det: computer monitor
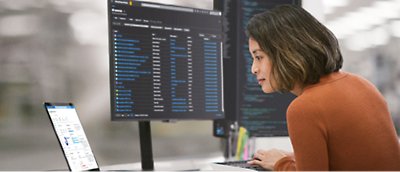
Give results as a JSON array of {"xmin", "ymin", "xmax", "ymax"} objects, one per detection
[
  {"xmin": 108, "ymin": 0, "xmax": 224, "ymax": 170},
  {"xmin": 213, "ymin": 0, "xmax": 300, "ymax": 138},
  {"xmin": 109, "ymin": 0, "xmax": 224, "ymax": 120}
]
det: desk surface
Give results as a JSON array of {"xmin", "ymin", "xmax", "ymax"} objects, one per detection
[{"xmin": 101, "ymin": 154, "xmax": 254, "ymax": 171}]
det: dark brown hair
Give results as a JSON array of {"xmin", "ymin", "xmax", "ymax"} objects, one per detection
[{"xmin": 246, "ymin": 5, "xmax": 343, "ymax": 92}]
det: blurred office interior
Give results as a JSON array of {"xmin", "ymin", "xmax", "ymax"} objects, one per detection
[{"xmin": 0, "ymin": 0, "xmax": 399, "ymax": 170}]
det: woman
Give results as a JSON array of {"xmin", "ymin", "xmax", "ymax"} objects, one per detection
[{"xmin": 246, "ymin": 5, "xmax": 400, "ymax": 171}]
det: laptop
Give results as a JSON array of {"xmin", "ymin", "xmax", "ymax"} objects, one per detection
[{"xmin": 44, "ymin": 102, "xmax": 100, "ymax": 171}]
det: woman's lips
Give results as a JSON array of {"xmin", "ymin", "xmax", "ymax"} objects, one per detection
[{"xmin": 258, "ymin": 79, "xmax": 265, "ymax": 85}]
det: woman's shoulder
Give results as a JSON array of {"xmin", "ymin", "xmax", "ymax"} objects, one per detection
[
  {"xmin": 303, "ymin": 71, "xmax": 374, "ymax": 95},
  {"xmin": 339, "ymin": 71, "xmax": 380, "ymax": 92},
  {"xmin": 338, "ymin": 71, "xmax": 372, "ymax": 85},
  {"xmin": 286, "ymin": 94, "xmax": 321, "ymax": 119}
]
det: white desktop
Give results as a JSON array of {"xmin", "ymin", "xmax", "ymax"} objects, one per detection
[
  {"xmin": 101, "ymin": 137, "xmax": 292, "ymax": 171},
  {"xmin": 101, "ymin": 154, "xmax": 254, "ymax": 171}
]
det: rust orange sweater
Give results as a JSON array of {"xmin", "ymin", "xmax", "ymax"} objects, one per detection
[{"xmin": 275, "ymin": 71, "xmax": 400, "ymax": 171}]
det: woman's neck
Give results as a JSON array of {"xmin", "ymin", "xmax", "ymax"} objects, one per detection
[{"xmin": 290, "ymin": 83, "xmax": 304, "ymax": 96}]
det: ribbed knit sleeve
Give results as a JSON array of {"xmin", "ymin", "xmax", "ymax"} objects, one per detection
[{"xmin": 274, "ymin": 155, "xmax": 296, "ymax": 171}]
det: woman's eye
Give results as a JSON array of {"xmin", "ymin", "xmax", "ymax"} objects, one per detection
[{"xmin": 255, "ymin": 56, "xmax": 262, "ymax": 60}]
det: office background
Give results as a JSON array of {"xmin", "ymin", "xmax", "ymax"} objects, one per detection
[{"xmin": 0, "ymin": 0, "xmax": 399, "ymax": 170}]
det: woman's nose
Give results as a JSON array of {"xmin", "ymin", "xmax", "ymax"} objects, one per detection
[{"xmin": 251, "ymin": 63, "xmax": 258, "ymax": 75}]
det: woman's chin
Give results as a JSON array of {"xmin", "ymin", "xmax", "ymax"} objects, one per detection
[{"xmin": 261, "ymin": 86, "xmax": 274, "ymax": 94}]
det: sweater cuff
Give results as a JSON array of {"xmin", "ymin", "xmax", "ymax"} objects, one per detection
[{"xmin": 274, "ymin": 155, "xmax": 296, "ymax": 171}]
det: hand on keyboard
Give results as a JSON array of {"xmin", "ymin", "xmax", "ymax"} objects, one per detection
[{"xmin": 215, "ymin": 160, "xmax": 271, "ymax": 171}]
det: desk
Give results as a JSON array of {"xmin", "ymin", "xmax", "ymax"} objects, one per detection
[
  {"xmin": 101, "ymin": 154, "xmax": 253, "ymax": 171},
  {"xmin": 101, "ymin": 137, "xmax": 293, "ymax": 171}
]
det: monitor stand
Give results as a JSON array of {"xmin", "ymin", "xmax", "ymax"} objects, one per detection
[
  {"xmin": 225, "ymin": 122, "xmax": 238, "ymax": 160},
  {"xmin": 139, "ymin": 121, "xmax": 154, "ymax": 170}
]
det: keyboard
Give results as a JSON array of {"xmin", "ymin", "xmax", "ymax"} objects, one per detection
[{"xmin": 215, "ymin": 160, "xmax": 270, "ymax": 171}]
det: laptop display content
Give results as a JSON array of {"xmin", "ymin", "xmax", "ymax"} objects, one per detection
[{"xmin": 44, "ymin": 102, "xmax": 99, "ymax": 171}]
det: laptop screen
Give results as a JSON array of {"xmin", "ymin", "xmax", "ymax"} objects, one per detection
[{"xmin": 45, "ymin": 103, "xmax": 99, "ymax": 171}]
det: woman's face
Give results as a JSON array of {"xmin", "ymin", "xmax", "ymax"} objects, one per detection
[{"xmin": 248, "ymin": 38, "xmax": 274, "ymax": 93}]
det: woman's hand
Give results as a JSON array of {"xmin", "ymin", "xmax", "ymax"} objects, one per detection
[{"xmin": 247, "ymin": 149, "xmax": 291, "ymax": 170}]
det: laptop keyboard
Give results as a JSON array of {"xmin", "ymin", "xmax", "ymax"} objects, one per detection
[{"xmin": 215, "ymin": 160, "xmax": 270, "ymax": 171}]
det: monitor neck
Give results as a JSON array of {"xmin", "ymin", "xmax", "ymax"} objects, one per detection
[{"xmin": 139, "ymin": 121, "xmax": 154, "ymax": 170}]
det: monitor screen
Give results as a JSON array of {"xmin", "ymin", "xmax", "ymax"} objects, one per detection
[
  {"xmin": 215, "ymin": 0, "xmax": 300, "ymax": 137},
  {"xmin": 108, "ymin": 0, "xmax": 224, "ymax": 120}
]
